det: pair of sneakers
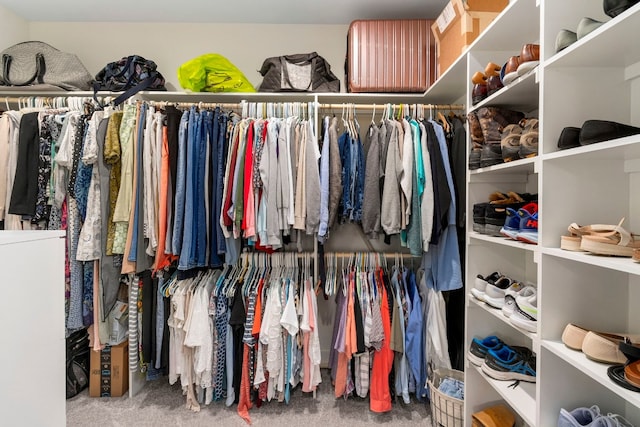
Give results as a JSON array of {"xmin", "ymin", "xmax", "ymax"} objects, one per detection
[
  {"xmin": 468, "ymin": 335, "xmax": 537, "ymax": 383},
  {"xmin": 504, "ymin": 285, "xmax": 538, "ymax": 333},
  {"xmin": 500, "ymin": 201, "xmax": 538, "ymax": 244},
  {"xmin": 558, "ymin": 405, "xmax": 634, "ymax": 427}
]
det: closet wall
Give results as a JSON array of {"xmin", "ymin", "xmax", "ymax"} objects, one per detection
[
  {"xmin": 0, "ymin": 6, "xmax": 28, "ymax": 47},
  {"xmin": 27, "ymin": 22, "xmax": 349, "ymax": 90}
]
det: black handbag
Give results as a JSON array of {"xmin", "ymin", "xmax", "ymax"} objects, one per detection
[
  {"xmin": 258, "ymin": 52, "xmax": 340, "ymax": 93},
  {"xmin": 92, "ymin": 55, "xmax": 166, "ymax": 106},
  {"xmin": 66, "ymin": 328, "xmax": 90, "ymax": 399}
]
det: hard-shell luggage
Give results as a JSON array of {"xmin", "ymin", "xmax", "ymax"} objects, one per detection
[{"xmin": 346, "ymin": 19, "xmax": 436, "ymax": 93}]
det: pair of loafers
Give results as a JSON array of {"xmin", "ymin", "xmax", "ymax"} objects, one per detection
[
  {"xmin": 557, "ymin": 120, "xmax": 640, "ymax": 149},
  {"xmin": 471, "ymin": 62, "xmax": 504, "ymax": 105},
  {"xmin": 502, "ymin": 44, "xmax": 540, "ymax": 86},
  {"xmin": 555, "ymin": 17, "xmax": 607, "ymax": 53}
]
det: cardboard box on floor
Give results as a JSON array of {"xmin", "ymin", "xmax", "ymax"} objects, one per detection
[
  {"xmin": 89, "ymin": 341, "xmax": 129, "ymax": 397},
  {"xmin": 432, "ymin": 0, "xmax": 508, "ymax": 77}
]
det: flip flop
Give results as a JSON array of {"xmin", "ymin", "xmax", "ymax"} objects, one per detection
[{"xmin": 625, "ymin": 360, "xmax": 640, "ymax": 388}]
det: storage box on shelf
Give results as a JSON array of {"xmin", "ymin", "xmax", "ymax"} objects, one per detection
[{"xmin": 431, "ymin": 0, "xmax": 509, "ymax": 78}]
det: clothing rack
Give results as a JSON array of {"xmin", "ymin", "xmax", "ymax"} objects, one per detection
[{"xmin": 317, "ymin": 103, "xmax": 465, "ymax": 111}]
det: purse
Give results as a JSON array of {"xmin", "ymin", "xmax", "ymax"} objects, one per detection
[
  {"xmin": 92, "ymin": 55, "xmax": 166, "ymax": 106},
  {"xmin": 258, "ymin": 52, "xmax": 340, "ymax": 92},
  {"xmin": 0, "ymin": 41, "xmax": 92, "ymax": 91}
]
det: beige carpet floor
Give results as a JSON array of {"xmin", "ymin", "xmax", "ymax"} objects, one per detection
[{"xmin": 67, "ymin": 370, "xmax": 435, "ymax": 427}]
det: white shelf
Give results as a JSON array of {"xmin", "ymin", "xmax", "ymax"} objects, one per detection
[
  {"xmin": 543, "ymin": 340, "xmax": 640, "ymax": 409},
  {"xmin": 543, "ymin": 134, "xmax": 640, "ymax": 162},
  {"xmin": 468, "ymin": 295, "xmax": 539, "ymax": 343},
  {"xmin": 469, "ymin": 67, "xmax": 539, "ymax": 113},
  {"xmin": 544, "ymin": 3, "xmax": 640, "ymax": 69},
  {"xmin": 425, "ymin": 54, "xmax": 467, "ymax": 104},
  {"xmin": 472, "ymin": 364, "xmax": 537, "ymax": 427},
  {"xmin": 470, "ymin": 0, "xmax": 540, "ymax": 52},
  {"xmin": 541, "ymin": 247, "xmax": 640, "ymax": 276},
  {"xmin": 469, "ymin": 232, "xmax": 537, "ymax": 252},
  {"xmin": 469, "ymin": 157, "xmax": 538, "ymax": 178}
]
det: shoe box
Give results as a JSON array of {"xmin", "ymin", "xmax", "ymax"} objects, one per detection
[
  {"xmin": 89, "ymin": 341, "xmax": 129, "ymax": 397},
  {"xmin": 431, "ymin": 0, "xmax": 508, "ymax": 77}
]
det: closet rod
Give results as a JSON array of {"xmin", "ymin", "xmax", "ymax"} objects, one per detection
[
  {"xmin": 326, "ymin": 252, "xmax": 419, "ymax": 258},
  {"xmin": 317, "ymin": 103, "xmax": 465, "ymax": 111}
]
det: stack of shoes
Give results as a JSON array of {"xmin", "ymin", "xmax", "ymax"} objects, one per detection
[
  {"xmin": 557, "ymin": 119, "xmax": 640, "ymax": 150},
  {"xmin": 558, "ymin": 405, "xmax": 635, "ymax": 427},
  {"xmin": 560, "ymin": 218, "xmax": 640, "ymax": 257},
  {"xmin": 500, "ymin": 201, "xmax": 539, "ymax": 244},
  {"xmin": 477, "ymin": 107, "xmax": 525, "ymax": 168}
]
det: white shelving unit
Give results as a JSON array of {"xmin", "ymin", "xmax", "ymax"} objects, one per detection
[{"xmin": 438, "ymin": 0, "xmax": 640, "ymax": 424}]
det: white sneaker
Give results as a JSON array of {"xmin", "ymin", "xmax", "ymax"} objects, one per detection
[
  {"xmin": 510, "ymin": 292, "xmax": 538, "ymax": 333},
  {"xmin": 484, "ymin": 277, "xmax": 522, "ymax": 309},
  {"xmin": 471, "ymin": 271, "xmax": 501, "ymax": 302},
  {"xmin": 502, "ymin": 285, "xmax": 537, "ymax": 318}
]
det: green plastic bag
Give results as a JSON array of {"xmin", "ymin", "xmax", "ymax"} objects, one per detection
[{"xmin": 177, "ymin": 53, "xmax": 256, "ymax": 93}]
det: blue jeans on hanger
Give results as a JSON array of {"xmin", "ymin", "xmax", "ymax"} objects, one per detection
[
  {"xmin": 191, "ymin": 109, "xmax": 207, "ymax": 268},
  {"xmin": 338, "ymin": 132, "xmax": 352, "ymax": 221},
  {"xmin": 179, "ymin": 106, "xmax": 199, "ymax": 270},
  {"xmin": 215, "ymin": 110, "xmax": 228, "ymax": 257},
  {"xmin": 207, "ymin": 109, "xmax": 223, "ymax": 268},
  {"xmin": 172, "ymin": 109, "xmax": 190, "ymax": 256}
]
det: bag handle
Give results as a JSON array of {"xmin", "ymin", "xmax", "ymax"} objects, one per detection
[
  {"xmin": 2, "ymin": 53, "xmax": 46, "ymax": 86},
  {"xmin": 280, "ymin": 56, "xmax": 316, "ymax": 91},
  {"xmin": 112, "ymin": 71, "xmax": 161, "ymax": 106}
]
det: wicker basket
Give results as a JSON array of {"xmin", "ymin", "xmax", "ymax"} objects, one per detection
[{"xmin": 428, "ymin": 368, "xmax": 464, "ymax": 427}]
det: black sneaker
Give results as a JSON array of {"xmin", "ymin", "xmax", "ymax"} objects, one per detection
[
  {"xmin": 473, "ymin": 203, "xmax": 490, "ymax": 234},
  {"xmin": 485, "ymin": 203, "xmax": 525, "ymax": 236},
  {"xmin": 480, "ymin": 142, "xmax": 504, "ymax": 168},
  {"xmin": 468, "ymin": 335, "xmax": 505, "ymax": 366},
  {"xmin": 481, "ymin": 345, "xmax": 536, "ymax": 383}
]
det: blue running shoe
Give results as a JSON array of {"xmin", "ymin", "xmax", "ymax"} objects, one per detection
[
  {"xmin": 468, "ymin": 335, "xmax": 504, "ymax": 366},
  {"xmin": 481, "ymin": 345, "xmax": 536, "ymax": 382},
  {"xmin": 500, "ymin": 207, "xmax": 521, "ymax": 240}
]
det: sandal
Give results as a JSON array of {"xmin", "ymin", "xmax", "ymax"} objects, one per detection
[
  {"xmin": 579, "ymin": 218, "xmax": 640, "ymax": 257},
  {"xmin": 625, "ymin": 359, "xmax": 640, "ymax": 387},
  {"xmin": 561, "ymin": 222, "xmax": 629, "ymax": 252},
  {"xmin": 633, "ymin": 248, "xmax": 640, "ymax": 262}
]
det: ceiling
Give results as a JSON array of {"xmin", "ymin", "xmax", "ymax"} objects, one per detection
[{"xmin": 0, "ymin": 0, "xmax": 449, "ymax": 24}]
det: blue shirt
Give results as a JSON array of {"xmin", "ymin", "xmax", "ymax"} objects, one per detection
[{"xmin": 318, "ymin": 117, "xmax": 330, "ymax": 241}]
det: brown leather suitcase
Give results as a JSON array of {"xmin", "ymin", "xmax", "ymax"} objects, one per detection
[{"xmin": 346, "ymin": 19, "xmax": 436, "ymax": 93}]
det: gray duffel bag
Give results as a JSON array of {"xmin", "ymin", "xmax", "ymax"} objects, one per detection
[{"xmin": 0, "ymin": 41, "xmax": 92, "ymax": 91}]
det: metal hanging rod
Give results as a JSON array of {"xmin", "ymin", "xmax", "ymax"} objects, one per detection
[
  {"xmin": 326, "ymin": 251, "xmax": 419, "ymax": 258},
  {"xmin": 318, "ymin": 103, "xmax": 465, "ymax": 111}
]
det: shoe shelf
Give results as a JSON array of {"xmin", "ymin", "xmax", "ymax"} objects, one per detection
[
  {"xmin": 469, "ymin": 157, "xmax": 538, "ymax": 177},
  {"xmin": 544, "ymin": 3, "xmax": 640, "ymax": 69},
  {"xmin": 468, "ymin": 296, "xmax": 539, "ymax": 344},
  {"xmin": 469, "ymin": 0, "xmax": 540, "ymax": 53},
  {"xmin": 543, "ymin": 134, "xmax": 640, "ymax": 162},
  {"xmin": 469, "ymin": 231, "xmax": 537, "ymax": 252},
  {"xmin": 470, "ymin": 364, "xmax": 537, "ymax": 427},
  {"xmin": 543, "ymin": 340, "xmax": 640, "ymax": 409},
  {"xmin": 541, "ymin": 248, "xmax": 640, "ymax": 276},
  {"xmin": 469, "ymin": 67, "xmax": 539, "ymax": 114}
]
